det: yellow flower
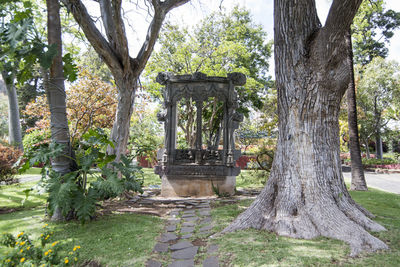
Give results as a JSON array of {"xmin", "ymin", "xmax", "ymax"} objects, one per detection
[
  {"xmin": 6, "ymin": 259, "xmax": 11, "ymax": 262},
  {"xmin": 74, "ymin": 257, "xmax": 78, "ymax": 261},
  {"xmin": 17, "ymin": 232, "xmax": 24, "ymax": 238},
  {"xmin": 65, "ymin": 258, "xmax": 69, "ymax": 264},
  {"xmin": 45, "ymin": 234, "xmax": 50, "ymax": 240},
  {"xmin": 48, "ymin": 249, "xmax": 52, "ymax": 253},
  {"xmin": 20, "ymin": 249, "xmax": 23, "ymax": 253},
  {"xmin": 44, "ymin": 251, "xmax": 49, "ymax": 256},
  {"xmin": 73, "ymin": 245, "xmax": 81, "ymax": 251},
  {"xmin": 20, "ymin": 241, "xmax": 26, "ymax": 246},
  {"xmin": 43, "ymin": 224, "xmax": 48, "ymax": 228},
  {"xmin": 20, "ymin": 257, "xmax": 25, "ymax": 263},
  {"xmin": 27, "ymin": 246, "xmax": 31, "ymax": 250},
  {"xmin": 52, "ymin": 241, "xmax": 58, "ymax": 246},
  {"xmin": 15, "ymin": 241, "xmax": 19, "ymax": 245},
  {"xmin": 40, "ymin": 234, "xmax": 44, "ymax": 237}
]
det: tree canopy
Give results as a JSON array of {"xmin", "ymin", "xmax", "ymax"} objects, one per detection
[{"xmin": 145, "ymin": 6, "xmax": 273, "ymax": 148}]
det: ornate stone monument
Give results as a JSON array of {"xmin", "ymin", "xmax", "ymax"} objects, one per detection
[{"xmin": 155, "ymin": 72, "xmax": 245, "ymax": 197}]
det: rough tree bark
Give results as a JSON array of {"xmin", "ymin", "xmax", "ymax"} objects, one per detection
[
  {"xmin": 62, "ymin": 0, "xmax": 190, "ymax": 161},
  {"xmin": 223, "ymin": 0, "xmax": 387, "ymax": 256},
  {"xmin": 345, "ymin": 31, "xmax": 367, "ymax": 191},
  {"xmin": 1, "ymin": 71, "xmax": 23, "ymax": 150},
  {"xmin": 47, "ymin": 0, "xmax": 74, "ymax": 223}
]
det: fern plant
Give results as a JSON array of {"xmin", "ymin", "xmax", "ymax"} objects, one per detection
[{"xmin": 19, "ymin": 128, "xmax": 144, "ymax": 223}]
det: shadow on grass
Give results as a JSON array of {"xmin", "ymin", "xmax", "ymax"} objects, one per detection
[
  {"xmin": 0, "ymin": 181, "xmax": 47, "ymax": 210},
  {"xmin": 211, "ymin": 189, "xmax": 400, "ymax": 266},
  {"xmin": 0, "ymin": 208, "xmax": 165, "ymax": 267}
]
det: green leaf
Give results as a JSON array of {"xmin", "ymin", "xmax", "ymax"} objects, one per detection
[
  {"xmin": 74, "ymin": 188, "xmax": 97, "ymax": 223},
  {"xmin": 37, "ymin": 43, "xmax": 58, "ymax": 69},
  {"xmin": 63, "ymin": 53, "xmax": 78, "ymax": 82}
]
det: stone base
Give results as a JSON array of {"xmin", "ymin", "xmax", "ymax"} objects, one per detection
[{"xmin": 161, "ymin": 175, "xmax": 236, "ymax": 197}]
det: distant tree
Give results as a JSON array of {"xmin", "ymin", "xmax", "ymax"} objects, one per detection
[
  {"xmin": 357, "ymin": 58, "xmax": 400, "ymax": 159},
  {"xmin": 24, "ymin": 69, "xmax": 117, "ymax": 145},
  {"xmin": 129, "ymin": 97, "xmax": 163, "ymax": 163},
  {"xmin": 352, "ymin": 0, "xmax": 400, "ymax": 66},
  {"xmin": 0, "ymin": 1, "xmax": 34, "ymax": 149},
  {"xmin": 346, "ymin": 0, "xmax": 400, "ymax": 189}
]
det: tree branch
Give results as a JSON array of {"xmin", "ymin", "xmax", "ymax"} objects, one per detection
[
  {"xmin": 110, "ymin": 0, "xmax": 130, "ymax": 72},
  {"xmin": 135, "ymin": 0, "xmax": 190, "ymax": 75},
  {"xmin": 62, "ymin": 0, "xmax": 122, "ymax": 74},
  {"xmin": 325, "ymin": 0, "xmax": 363, "ymax": 35}
]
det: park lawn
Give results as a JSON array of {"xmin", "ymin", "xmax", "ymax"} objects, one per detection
[
  {"xmin": 0, "ymin": 205, "xmax": 164, "ymax": 266},
  {"xmin": 211, "ymin": 188, "xmax": 400, "ymax": 266},
  {"xmin": 0, "ymin": 181, "xmax": 47, "ymax": 210},
  {"xmin": 0, "ymin": 173, "xmax": 165, "ymax": 266}
]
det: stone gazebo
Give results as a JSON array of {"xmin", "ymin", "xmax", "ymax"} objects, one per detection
[{"xmin": 155, "ymin": 72, "xmax": 246, "ymax": 197}]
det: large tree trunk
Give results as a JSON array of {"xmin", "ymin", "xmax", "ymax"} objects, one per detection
[
  {"xmin": 47, "ymin": 0, "xmax": 73, "ymax": 220},
  {"xmin": 224, "ymin": 0, "xmax": 387, "ymax": 256},
  {"xmin": 345, "ymin": 31, "xmax": 367, "ymax": 191},
  {"xmin": 2, "ymin": 71, "xmax": 23, "ymax": 150},
  {"xmin": 107, "ymin": 77, "xmax": 137, "ymax": 161}
]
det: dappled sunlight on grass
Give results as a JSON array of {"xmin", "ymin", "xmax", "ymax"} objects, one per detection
[
  {"xmin": 0, "ymin": 181, "xmax": 47, "ymax": 209},
  {"xmin": 142, "ymin": 167, "xmax": 161, "ymax": 187},
  {"xmin": 212, "ymin": 190, "xmax": 400, "ymax": 266},
  {"xmin": 236, "ymin": 169, "xmax": 268, "ymax": 189}
]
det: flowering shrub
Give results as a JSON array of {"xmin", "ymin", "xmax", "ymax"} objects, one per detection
[
  {"xmin": 0, "ymin": 224, "xmax": 81, "ymax": 266},
  {"xmin": 0, "ymin": 143, "xmax": 23, "ymax": 184},
  {"xmin": 22, "ymin": 129, "xmax": 51, "ymax": 154}
]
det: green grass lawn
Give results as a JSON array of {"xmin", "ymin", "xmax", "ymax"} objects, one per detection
[
  {"xmin": 2, "ymin": 169, "xmax": 399, "ymax": 266},
  {"xmin": 0, "ymin": 181, "xmax": 46, "ymax": 210},
  {"xmin": 211, "ymin": 188, "xmax": 400, "ymax": 266}
]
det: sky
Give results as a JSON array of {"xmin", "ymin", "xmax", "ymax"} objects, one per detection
[{"xmin": 149, "ymin": 0, "xmax": 400, "ymax": 77}]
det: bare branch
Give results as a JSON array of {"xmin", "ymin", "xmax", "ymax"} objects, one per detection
[
  {"xmin": 135, "ymin": 0, "xmax": 190, "ymax": 75},
  {"xmin": 61, "ymin": 0, "xmax": 122, "ymax": 73}
]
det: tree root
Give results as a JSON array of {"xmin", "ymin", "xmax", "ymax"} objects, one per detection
[{"xmin": 223, "ymin": 182, "xmax": 388, "ymax": 256}]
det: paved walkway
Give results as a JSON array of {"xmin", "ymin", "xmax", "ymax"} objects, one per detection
[
  {"xmin": 146, "ymin": 200, "xmax": 219, "ymax": 267},
  {"xmin": 343, "ymin": 171, "xmax": 400, "ymax": 194}
]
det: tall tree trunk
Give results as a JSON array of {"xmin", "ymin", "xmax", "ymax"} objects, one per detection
[
  {"xmin": 345, "ymin": 31, "xmax": 367, "ymax": 191},
  {"xmin": 363, "ymin": 138, "xmax": 371, "ymax": 159},
  {"xmin": 375, "ymin": 133, "xmax": 383, "ymax": 160},
  {"xmin": 2, "ymin": 71, "xmax": 23, "ymax": 150},
  {"xmin": 224, "ymin": 0, "xmax": 387, "ymax": 256},
  {"xmin": 373, "ymin": 98, "xmax": 383, "ymax": 160},
  {"xmin": 107, "ymin": 78, "xmax": 136, "ymax": 161},
  {"xmin": 47, "ymin": 0, "xmax": 73, "ymax": 220}
]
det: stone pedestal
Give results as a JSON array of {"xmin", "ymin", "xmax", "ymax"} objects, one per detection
[
  {"xmin": 155, "ymin": 164, "xmax": 240, "ymax": 197},
  {"xmin": 160, "ymin": 175, "xmax": 236, "ymax": 197}
]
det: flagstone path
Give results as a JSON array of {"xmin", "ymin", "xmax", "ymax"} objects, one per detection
[{"xmin": 146, "ymin": 200, "xmax": 220, "ymax": 267}]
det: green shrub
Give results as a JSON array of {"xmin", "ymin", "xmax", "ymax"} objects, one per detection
[
  {"xmin": 0, "ymin": 144, "xmax": 23, "ymax": 184},
  {"xmin": 362, "ymin": 158, "xmax": 396, "ymax": 166},
  {"xmin": 1, "ymin": 225, "xmax": 81, "ymax": 266},
  {"xmin": 22, "ymin": 129, "xmax": 51, "ymax": 153},
  {"xmin": 19, "ymin": 128, "xmax": 144, "ymax": 223}
]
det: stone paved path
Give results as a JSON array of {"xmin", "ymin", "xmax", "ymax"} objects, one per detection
[{"xmin": 146, "ymin": 200, "xmax": 220, "ymax": 267}]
